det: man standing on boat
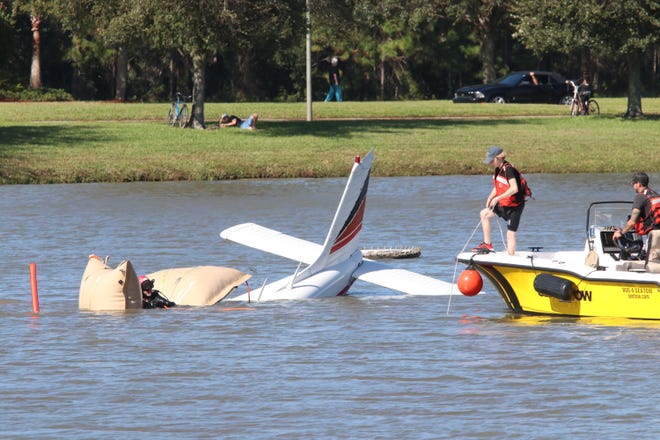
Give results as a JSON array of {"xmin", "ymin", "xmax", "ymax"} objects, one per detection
[
  {"xmin": 613, "ymin": 172, "xmax": 660, "ymax": 239},
  {"xmin": 472, "ymin": 146, "xmax": 526, "ymax": 256}
]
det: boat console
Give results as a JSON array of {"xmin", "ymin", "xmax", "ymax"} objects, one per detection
[
  {"xmin": 584, "ymin": 201, "xmax": 650, "ymax": 270},
  {"xmin": 587, "ymin": 225, "xmax": 644, "ymax": 265},
  {"xmin": 596, "ymin": 227, "xmax": 620, "ymax": 254}
]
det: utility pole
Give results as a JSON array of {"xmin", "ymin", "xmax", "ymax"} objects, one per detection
[{"xmin": 306, "ymin": 0, "xmax": 312, "ymax": 121}]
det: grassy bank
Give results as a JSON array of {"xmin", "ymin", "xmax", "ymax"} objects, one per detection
[{"xmin": 1, "ymin": 99, "xmax": 658, "ymax": 184}]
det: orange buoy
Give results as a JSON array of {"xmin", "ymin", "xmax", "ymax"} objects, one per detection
[
  {"xmin": 29, "ymin": 262, "xmax": 40, "ymax": 313},
  {"xmin": 457, "ymin": 265, "xmax": 482, "ymax": 297}
]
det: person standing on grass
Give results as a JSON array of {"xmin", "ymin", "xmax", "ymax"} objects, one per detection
[
  {"xmin": 324, "ymin": 57, "xmax": 343, "ymax": 102},
  {"xmin": 472, "ymin": 146, "xmax": 526, "ymax": 256}
]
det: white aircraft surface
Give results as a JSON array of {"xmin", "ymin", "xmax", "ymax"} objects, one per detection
[{"xmin": 220, "ymin": 149, "xmax": 456, "ymax": 301}]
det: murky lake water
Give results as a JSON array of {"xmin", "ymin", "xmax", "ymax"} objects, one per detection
[{"xmin": 1, "ymin": 174, "xmax": 658, "ymax": 439}]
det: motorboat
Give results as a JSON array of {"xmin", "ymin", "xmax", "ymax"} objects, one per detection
[{"xmin": 456, "ymin": 201, "xmax": 660, "ymax": 319}]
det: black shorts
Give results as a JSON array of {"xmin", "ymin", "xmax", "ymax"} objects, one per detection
[{"xmin": 494, "ymin": 203, "xmax": 525, "ymax": 232}]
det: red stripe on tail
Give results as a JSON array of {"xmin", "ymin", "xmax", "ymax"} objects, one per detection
[{"xmin": 330, "ymin": 197, "xmax": 366, "ymax": 254}]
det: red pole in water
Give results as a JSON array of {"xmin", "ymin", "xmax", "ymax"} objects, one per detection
[{"xmin": 29, "ymin": 262, "xmax": 40, "ymax": 313}]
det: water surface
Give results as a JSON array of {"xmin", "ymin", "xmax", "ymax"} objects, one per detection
[{"xmin": 1, "ymin": 174, "xmax": 658, "ymax": 439}]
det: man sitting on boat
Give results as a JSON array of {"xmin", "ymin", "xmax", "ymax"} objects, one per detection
[
  {"xmin": 613, "ymin": 172, "xmax": 660, "ymax": 240},
  {"xmin": 612, "ymin": 172, "xmax": 660, "ymax": 270}
]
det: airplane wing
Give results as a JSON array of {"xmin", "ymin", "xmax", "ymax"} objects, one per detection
[
  {"xmin": 353, "ymin": 259, "xmax": 458, "ymax": 296},
  {"xmin": 220, "ymin": 223, "xmax": 322, "ymax": 265}
]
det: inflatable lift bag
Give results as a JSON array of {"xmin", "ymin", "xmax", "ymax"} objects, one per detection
[
  {"xmin": 148, "ymin": 266, "xmax": 251, "ymax": 306},
  {"xmin": 79, "ymin": 255, "xmax": 142, "ymax": 311}
]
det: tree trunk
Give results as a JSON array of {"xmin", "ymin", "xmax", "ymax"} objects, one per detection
[
  {"xmin": 191, "ymin": 51, "xmax": 206, "ymax": 129},
  {"xmin": 69, "ymin": 35, "xmax": 85, "ymax": 98},
  {"xmin": 115, "ymin": 47, "xmax": 128, "ymax": 101},
  {"xmin": 29, "ymin": 14, "xmax": 43, "ymax": 89},
  {"xmin": 379, "ymin": 62, "xmax": 385, "ymax": 100},
  {"xmin": 169, "ymin": 57, "xmax": 175, "ymax": 101},
  {"xmin": 624, "ymin": 52, "xmax": 643, "ymax": 119},
  {"xmin": 480, "ymin": 29, "xmax": 496, "ymax": 84}
]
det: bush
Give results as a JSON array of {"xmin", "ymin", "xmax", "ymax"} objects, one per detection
[{"xmin": 0, "ymin": 86, "xmax": 73, "ymax": 101}]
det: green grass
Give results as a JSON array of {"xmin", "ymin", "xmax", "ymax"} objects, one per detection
[
  {"xmin": 2, "ymin": 97, "xmax": 659, "ymax": 121},
  {"xmin": 1, "ymin": 99, "xmax": 658, "ymax": 184}
]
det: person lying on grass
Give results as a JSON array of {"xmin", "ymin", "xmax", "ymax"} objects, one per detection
[{"xmin": 219, "ymin": 113, "xmax": 258, "ymax": 130}]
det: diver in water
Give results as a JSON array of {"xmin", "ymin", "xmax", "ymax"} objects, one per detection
[{"xmin": 139, "ymin": 276, "xmax": 176, "ymax": 309}]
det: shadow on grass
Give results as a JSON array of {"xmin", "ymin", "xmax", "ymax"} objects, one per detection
[
  {"xmin": 2, "ymin": 114, "xmax": 647, "ymax": 149},
  {"xmin": 0, "ymin": 125, "xmax": 116, "ymax": 150},
  {"xmin": 257, "ymin": 118, "xmax": 533, "ymax": 138}
]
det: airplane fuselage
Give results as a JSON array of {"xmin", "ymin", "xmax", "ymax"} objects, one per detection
[{"xmin": 229, "ymin": 252, "xmax": 362, "ymax": 301}]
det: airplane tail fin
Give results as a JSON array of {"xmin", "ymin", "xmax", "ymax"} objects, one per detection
[{"xmin": 293, "ymin": 149, "xmax": 374, "ymax": 283}]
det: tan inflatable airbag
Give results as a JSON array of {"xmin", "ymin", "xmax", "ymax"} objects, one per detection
[
  {"xmin": 79, "ymin": 255, "xmax": 142, "ymax": 311},
  {"xmin": 148, "ymin": 266, "xmax": 251, "ymax": 306},
  {"xmin": 79, "ymin": 257, "xmax": 250, "ymax": 309}
]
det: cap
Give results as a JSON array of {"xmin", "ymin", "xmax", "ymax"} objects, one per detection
[
  {"xmin": 331, "ymin": 57, "xmax": 338, "ymax": 64},
  {"xmin": 221, "ymin": 113, "xmax": 228, "ymax": 120},
  {"xmin": 631, "ymin": 172, "xmax": 649, "ymax": 186},
  {"xmin": 483, "ymin": 146, "xmax": 504, "ymax": 164},
  {"xmin": 138, "ymin": 275, "xmax": 149, "ymax": 284}
]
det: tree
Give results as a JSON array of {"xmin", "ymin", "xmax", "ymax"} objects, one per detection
[
  {"xmin": 11, "ymin": 0, "xmax": 53, "ymax": 89},
  {"xmin": 218, "ymin": 0, "xmax": 304, "ymax": 101},
  {"xmin": 28, "ymin": 12, "xmax": 41, "ymax": 88},
  {"xmin": 44, "ymin": 0, "xmax": 111, "ymax": 98},
  {"xmin": 138, "ymin": 0, "xmax": 301, "ymax": 127},
  {"xmin": 90, "ymin": 0, "xmax": 148, "ymax": 101},
  {"xmin": 511, "ymin": 0, "xmax": 660, "ymax": 118},
  {"xmin": 313, "ymin": 0, "xmax": 444, "ymax": 100},
  {"xmin": 117, "ymin": 0, "xmax": 227, "ymax": 127},
  {"xmin": 444, "ymin": 0, "xmax": 507, "ymax": 85},
  {"xmin": 0, "ymin": 4, "xmax": 15, "ymax": 84}
]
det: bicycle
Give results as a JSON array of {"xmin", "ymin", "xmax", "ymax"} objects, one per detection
[
  {"xmin": 168, "ymin": 92, "xmax": 191, "ymax": 128},
  {"xmin": 566, "ymin": 80, "xmax": 600, "ymax": 116}
]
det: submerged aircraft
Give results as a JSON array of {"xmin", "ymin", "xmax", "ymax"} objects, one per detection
[{"xmin": 220, "ymin": 149, "xmax": 456, "ymax": 301}]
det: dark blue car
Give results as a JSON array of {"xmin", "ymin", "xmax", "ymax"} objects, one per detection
[{"xmin": 452, "ymin": 71, "xmax": 572, "ymax": 104}]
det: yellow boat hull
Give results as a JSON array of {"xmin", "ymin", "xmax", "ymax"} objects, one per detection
[{"xmin": 475, "ymin": 263, "xmax": 660, "ymax": 320}]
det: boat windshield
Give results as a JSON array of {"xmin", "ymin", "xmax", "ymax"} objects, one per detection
[{"xmin": 586, "ymin": 201, "xmax": 632, "ymax": 234}]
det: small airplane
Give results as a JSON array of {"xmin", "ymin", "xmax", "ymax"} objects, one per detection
[{"xmin": 219, "ymin": 149, "xmax": 456, "ymax": 301}]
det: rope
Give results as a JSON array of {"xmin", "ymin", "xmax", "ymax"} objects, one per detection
[
  {"xmin": 495, "ymin": 217, "xmax": 507, "ymax": 250},
  {"xmin": 446, "ymin": 258, "xmax": 462, "ymax": 315},
  {"xmin": 447, "ymin": 218, "xmax": 484, "ymax": 315},
  {"xmin": 446, "ymin": 214, "xmax": 506, "ymax": 315}
]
